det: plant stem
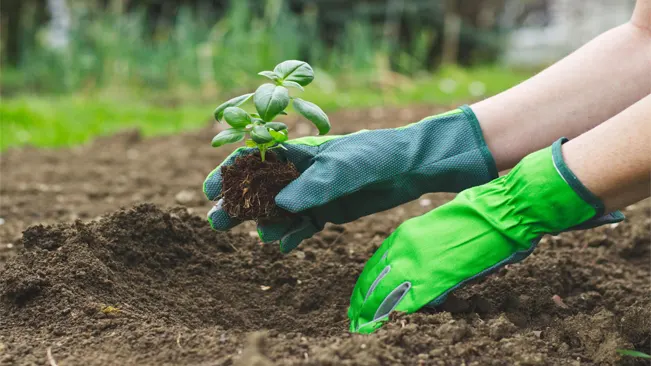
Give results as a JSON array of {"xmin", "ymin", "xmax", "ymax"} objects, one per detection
[{"xmin": 259, "ymin": 147, "xmax": 267, "ymax": 162}]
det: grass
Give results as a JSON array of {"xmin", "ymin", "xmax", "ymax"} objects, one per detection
[
  {"xmin": 5, "ymin": 1, "xmax": 503, "ymax": 96},
  {"xmin": 1, "ymin": 2, "xmax": 531, "ymax": 151},
  {"xmin": 1, "ymin": 65, "xmax": 532, "ymax": 151},
  {"xmin": 617, "ymin": 349, "xmax": 651, "ymax": 359}
]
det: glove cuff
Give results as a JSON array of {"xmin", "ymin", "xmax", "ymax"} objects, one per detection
[
  {"xmin": 550, "ymin": 137, "xmax": 625, "ymax": 231},
  {"xmin": 459, "ymin": 105, "xmax": 499, "ymax": 181},
  {"xmin": 551, "ymin": 137, "xmax": 605, "ymax": 217}
]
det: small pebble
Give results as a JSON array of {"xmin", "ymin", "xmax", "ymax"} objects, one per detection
[
  {"xmin": 552, "ymin": 294, "xmax": 569, "ymax": 309},
  {"xmin": 419, "ymin": 198, "xmax": 432, "ymax": 207},
  {"xmin": 260, "ymin": 285, "xmax": 271, "ymax": 291},
  {"xmin": 0, "ymin": 218, "xmax": 5, "ymax": 225},
  {"xmin": 6, "ymin": 243, "xmax": 13, "ymax": 249}
]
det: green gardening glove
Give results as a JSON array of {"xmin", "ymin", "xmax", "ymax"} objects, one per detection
[
  {"xmin": 348, "ymin": 138, "xmax": 624, "ymax": 334},
  {"xmin": 203, "ymin": 106, "xmax": 498, "ymax": 253}
]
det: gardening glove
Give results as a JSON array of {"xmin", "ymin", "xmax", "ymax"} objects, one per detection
[
  {"xmin": 204, "ymin": 106, "xmax": 499, "ymax": 253},
  {"xmin": 348, "ymin": 138, "xmax": 624, "ymax": 334}
]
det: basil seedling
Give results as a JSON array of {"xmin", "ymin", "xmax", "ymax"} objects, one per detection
[{"xmin": 211, "ymin": 60, "xmax": 330, "ymax": 161}]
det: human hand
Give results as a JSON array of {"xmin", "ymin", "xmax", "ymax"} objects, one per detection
[
  {"xmin": 348, "ymin": 139, "xmax": 623, "ymax": 333},
  {"xmin": 204, "ymin": 106, "xmax": 498, "ymax": 253}
]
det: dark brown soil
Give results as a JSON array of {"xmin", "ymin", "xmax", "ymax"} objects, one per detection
[
  {"xmin": 1, "ymin": 104, "xmax": 650, "ymax": 365},
  {"xmin": 221, "ymin": 152, "xmax": 300, "ymax": 221}
]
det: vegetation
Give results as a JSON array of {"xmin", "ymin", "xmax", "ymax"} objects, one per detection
[
  {"xmin": 1, "ymin": 1, "xmax": 534, "ymax": 152},
  {"xmin": 617, "ymin": 349, "xmax": 651, "ymax": 359},
  {"xmin": 0, "ymin": 66, "xmax": 530, "ymax": 151},
  {"xmin": 212, "ymin": 60, "xmax": 329, "ymax": 161}
]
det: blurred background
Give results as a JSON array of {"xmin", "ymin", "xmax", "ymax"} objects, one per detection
[{"xmin": 0, "ymin": 0, "xmax": 636, "ymax": 150}]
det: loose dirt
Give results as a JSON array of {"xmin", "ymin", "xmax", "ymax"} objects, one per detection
[
  {"xmin": 1, "ymin": 105, "xmax": 649, "ymax": 365},
  {"xmin": 221, "ymin": 152, "xmax": 300, "ymax": 221}
]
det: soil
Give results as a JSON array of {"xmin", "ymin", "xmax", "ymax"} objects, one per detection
[
  {"xmin": 221, "ymin": 151, "xmax": 300, "ymax": 221},
  {"xmin": 1, "ymin": 104, "xmax": 650, "ymax": 365}
]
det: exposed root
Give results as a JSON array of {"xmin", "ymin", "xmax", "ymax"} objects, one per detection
[{"xmin": 46, "ymin": 347, "xmax": 58, "ymax": 366}]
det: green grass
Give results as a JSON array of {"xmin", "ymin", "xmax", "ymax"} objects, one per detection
[
  {"xmin": 1, "ymin": 2, "xmax": 530, "ymax": 151},
  {"xmin": 5, "ymin": 1, "xmax": 503, "ymax": 96},
  {"xmin": 0, "ymin": 65, "xmax": 531, "ymax": 151},
  {"xmin": 617, "ymin": 349, "xmax": 651, "ymax": 359}
]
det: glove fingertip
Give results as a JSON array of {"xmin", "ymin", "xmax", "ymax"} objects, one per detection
[
  {"xmin": 204, "ymin": 147, "xmax": 251, "ymax": 201},
  {"xmin": 278, "ymin": 217, "xmax": 319, "ymax": 253},
  {"xmin": 279, "ymin": 235, "xmax": 303, "ymax": 254},
  {"xmin": 207, "ymin": 201, "xmax": 241, "ymax": 231},
  {"xmin": 203, "ymin": 170, "xmax": 223, "ymax": 201},
  {"xmin": 257, "ymin": 219, "xmax": 293, "ymax": 243}
]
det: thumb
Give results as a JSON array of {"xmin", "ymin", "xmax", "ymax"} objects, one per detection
[{"xmin": 275, "ymin": 162, "xmax": 333, "ymax": 213}]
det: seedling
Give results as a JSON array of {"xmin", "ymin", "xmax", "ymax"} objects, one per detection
[{"xmin": 211, "ymin": 60, "xmax": 330, "ymax": 161}]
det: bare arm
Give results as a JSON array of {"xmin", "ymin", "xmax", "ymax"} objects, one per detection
[
  {"xmin": 563, "ymin": 94, "xmax": 651, "ymax": 213},
  {"xmin": 472, "ymin": 0, "xmax": 651, "ymax": 171}
]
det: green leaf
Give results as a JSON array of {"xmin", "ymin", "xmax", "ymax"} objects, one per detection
[
  {"xmin": 258, "ymin": 71, "xmax": 281, "ymax": 83},
  {"xmin": 251, "ymin": 125, "xmax": 274, "ymax": 144},
  {"xmin": 273, "ymin": 60, "xmax": 314, "ymax": 86},
  {"xmin": 223, "ymin": 107, "xmax": 251, "ymax": 128},
  {"xmin": 269, "ymin": 129, "xmax": 288, "ymax": 143},
  {"xmin": 213, "ymin": 93, "xmax": 253, "ymax": 121},
  {"xmin": 279, "ymin": 111, "xmax": 288, "ymax": 115},
  {"xmin": 254, "ymin": 83, "xmax": 290, "ymax": 121},
  {"xmin": 292, "ymin": 98, "xmax": 331, "ymax": 135},
  {"xmin": 251, "ymin": 113, "xmax": 260, "ymax": 118},
  {"xmin": 211, "ymin": 129, "xmax": 245, "ymax": 148},
  {"xmin": 245, "ymin": 140, "xmax": 257, "ymax": 147},
  {"xmin": 617, "ymin": 350, "xmax": 651, "ymax": 359},
  {"xmin": 265, "ymin": 122, "xmax": 288, "ymax": 131},
  {"xmin": 282, "ymin": 80, "xmax": 304, "ymax": 91}
]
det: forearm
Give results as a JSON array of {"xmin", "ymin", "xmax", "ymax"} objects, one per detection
[
  {"xmin": 472, "ymin": 17, "xmax": 651, "ymax": 171},
  {"xmin": 563, "ymin": 94, "xmax": 651, "ymax": 213}
]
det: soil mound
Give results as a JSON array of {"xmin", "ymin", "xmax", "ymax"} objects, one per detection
[
  {"xmin": 1, "ymin": 202, "xmax": 649, "ymax": 365},
  {"xmin": 0, "ymin": 104, "xmax": 649, "ymax": 365},
  {"xmin": 1, "ymin": 203, "xmax": 355, "ymax": 335}
]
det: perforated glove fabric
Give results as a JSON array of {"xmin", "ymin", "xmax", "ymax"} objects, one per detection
[
  {"xmin": 348, "ymin": 138, "xmax": 624, "ymax": 334},
  {"xmin": 204, "ymin": 106, "xmax": 498, "ymax": 253}
]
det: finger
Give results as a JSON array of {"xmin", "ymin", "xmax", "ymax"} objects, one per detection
[
  {"xmin": 207, "ymin": 199, "xmax": 242, "ymax": 230},
  {"xmin": 203, "ymin": 147, "xmax": 252, "ymax": 201},
  {"xmin": 256, "ymin": 218, "xmax": 294, "ymax": 243},
  {"xmin": 347, "ymin": 244, "xmax": 392, "ymax": 321},
  {"xmin": 351, "ymin": 268, "xmax": 412, "ymax": 333},
  {"xmin": 275, "ymin": 142, "xmax": 319, "ymax": 173},
  {"xmin": 278, "ymin": 216, "xmax": 322, "ymax": 253},
  {"xmin": 275, "ymin": 158, "xmax": 404, "ymax": 216},
  {"xmin": 274, "ymin": 162, "xmax": 330, "ymax": 213},
  {"xmin": 311, "ymin": 186, "xmax": 406, "ymax": 226}
]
